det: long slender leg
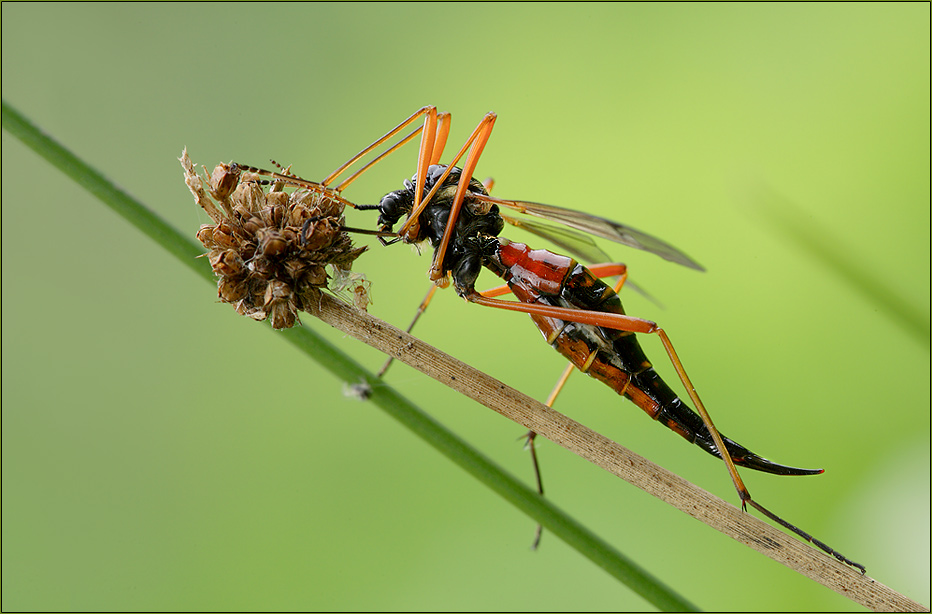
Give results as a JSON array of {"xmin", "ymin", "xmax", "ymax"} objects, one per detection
[
  {"xmin": 396, "ymin": 113, "xmax": 496, "ymax": 239},
  {"xmin": 748, "ymin": 499, "xmax": 864, "ymax": 572},
  {"xmin": 321, "ymin": 106, "xmax": 438, "ymax": 188},
  {"xmin": 480, "ymin": 264, "xmax": 629, "ymax": 298},
  {"xmin": 234, "ymin": 108, "xmax": 450, "ymax": 215},
  {"xmin": 651, "ymin": 328, "xmax": 746, "ymax": 501},
  {"xmin": 410, "ymin": 108, "xmax": 439, "ymax": 221},
  {"xmin": 463, "ymin": 288, "xmax": 865, "ymax": 571},
  {"xmin": 430, "ymin": 112, "xmax": 452, "ymax": 165},
  {"xmin": 463, "ymin": 291, "xmax": 749, "ymax": 501},
  {"xmin": 538, "ymin": 266, "xmax": 629, "ymax": 403},
  {"xmin": 332, "ymin": 112, "xmax": 452, "ymax": 194},
  {"xmin": 428, "ymin": 113, "xmax": 496, "ymax": 283},
  {"xmin": 375, "ymin": 143, "xmax": 493, "ymax": 376},
  {"xmin": 481, "ymin": 264, "xmax": 629, "ymax": 424},
  {"xmin": 373, "ymin": 130, "xmax": 477, "ymax": 373},
  {"xmin": 487, "ymin": 265, "xmax": 629, "ymax": 549},
  {"xmin": 525, "ymin": 361, "xmax": 574, "ymax": 550},
  {"xmin": 395, "ymin": 113, "xmax": 498, "ymax": 277}
]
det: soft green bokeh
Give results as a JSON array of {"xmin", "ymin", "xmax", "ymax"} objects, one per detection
[{"xmin": 3, "ymin": 3, "xmax": 928, "ymax": 611}]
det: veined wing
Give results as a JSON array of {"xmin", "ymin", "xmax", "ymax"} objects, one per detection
[
  {"xmin": 499, "ymin": 214, "xmax": 612, "ymax": 264},
  {"xmin": 500, "ymin": 214, "xmax": 665, "ymax": 308},
  {"xmin": 472, "ymin": 193, "xmax": 704, "ymax": 271}
]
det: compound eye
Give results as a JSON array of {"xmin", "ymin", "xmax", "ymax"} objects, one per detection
[{"xmin": 376, "ymin": 191, "xmax": 410, "ymax": 230}]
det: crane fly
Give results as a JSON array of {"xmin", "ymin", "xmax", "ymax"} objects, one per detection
[{"xmin": 231, "ymin": 106, "xmax": 864, "ymax": 573}]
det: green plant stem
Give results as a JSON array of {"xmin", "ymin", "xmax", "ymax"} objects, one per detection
[{"xmin": 2, "ymin": 100, "xmax": 697, "ymax": 612}]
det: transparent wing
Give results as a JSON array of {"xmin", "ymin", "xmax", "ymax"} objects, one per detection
[
  {"xmin": 501, "ymin": 215, "xmax": 665, "ymax": 308},
  {"xmin": 472, "ymin": 193, "xmax": 704, "ymax": 271},
  {"xmin": 499, "ymin": 214, "xmax": 612, "ymax": 264}
]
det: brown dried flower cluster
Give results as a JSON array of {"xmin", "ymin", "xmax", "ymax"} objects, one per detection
[{"xmin": 180, "ymin": 149, "xmax": 369, "ymax": 329}]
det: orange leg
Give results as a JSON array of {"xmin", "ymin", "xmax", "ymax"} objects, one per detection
[
  {"xmin": 395, "ymin": 113, "xmax": 495, "ymax": 240},
  {"xmin": 471, "ymin": 275, "xmax": 867, "ymax": 571},
  {"xmin": 480, "ymin": 263, "xmax": 629, "ymax": 298},
  {"xmin": 321, "ymin": 106, "xmax": 441, "ymax": 190},
  {"xmin": 462, "ymin": 289, "xmax": 751, "ymax": 505},
  {"xmin": 536, "ymin": 266, "xmax": 629, "ymax": 405},
  {"xmin": 377, "ymin": 163, "xmax": 500, "ymax": 376},
  {"xmin": 481, "ymin": 263, "xmax": 629, "ymax": 414},
  {"xmin": 333, "ymin": 111, "xmax": 451, "ymax": 194},
  {"xmin": 500, "ymin": 264, "xmax": 629, "ymax": 549},
  {"xmin": 394, "ymin": 113, "xmax": 498, "ymax": 282},
  {"xmin": 428, "ymin": 113, "xmax": 497, "ymax": 283},
  {"xmin": 234, "ymin": 108, "xmax": 452, "ymax": 214}
]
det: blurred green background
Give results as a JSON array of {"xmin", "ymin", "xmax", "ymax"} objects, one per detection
[{"xmin": 2, "ymin": 3, "xmax": 928, "ymax": 611}]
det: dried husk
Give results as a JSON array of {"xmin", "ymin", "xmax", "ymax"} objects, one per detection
[{"xmin": 181, "ymin": 149, "xmax": 369, "ymax": 329}]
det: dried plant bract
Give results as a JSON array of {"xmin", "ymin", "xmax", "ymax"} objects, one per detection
[{"xmin": 180, "ymin": 149, "xmax": 369, "ymax": 329}]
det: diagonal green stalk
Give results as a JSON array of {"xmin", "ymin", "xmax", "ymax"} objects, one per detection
[
  {"xmin": 2, "ymin": 99, "xmax": 698, "ymax": 613},
  {"xmin": 754, "ymin": 186, "xmax": 930, "ymax": 350}
]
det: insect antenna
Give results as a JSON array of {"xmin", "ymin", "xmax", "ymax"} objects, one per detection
[{"xmin": 339, "ymin": 224, "xmax": 397, "ymax": 239}]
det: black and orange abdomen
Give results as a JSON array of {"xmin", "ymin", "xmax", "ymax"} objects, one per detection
[{"xmin": 493, "ymin": 240, "xmax": 820, "ymax": 476}]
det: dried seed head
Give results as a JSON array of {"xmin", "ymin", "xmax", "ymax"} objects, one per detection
[
  {"xmin": 180, "ymin": 149, "xmax": 370, "ymax": 329},
  {"xmin": 218, "ymin": 276, "xmax": 249, "ymax": 302},
  {"xmin": 210, "ymin": 249, "xmax": 246, "ymax": 277},
  {"xmin": 209, "ymin": 163, "xmax": 240, "ymax": 200},
  {"xmin": 257, "ymin": 228, "xmax": 288, "ymax": 257}
]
